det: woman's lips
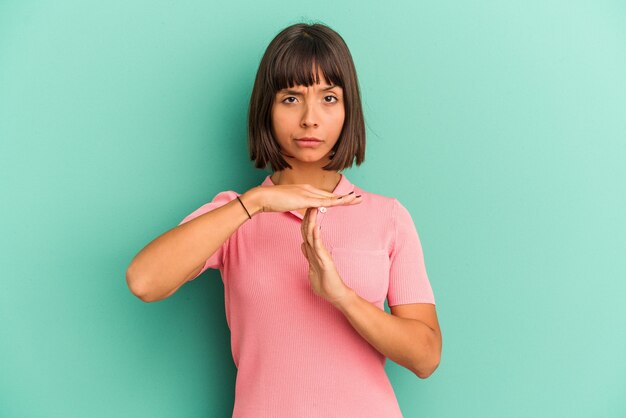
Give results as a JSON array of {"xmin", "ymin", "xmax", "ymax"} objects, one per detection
[{"xmin": 295, "ymin": 138, "xmax": 322, "ymax": 148}]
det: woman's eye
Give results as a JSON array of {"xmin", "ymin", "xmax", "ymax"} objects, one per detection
[{"xmin": 281, "ymin": 96, "xmax": 338, "ymax": 104}]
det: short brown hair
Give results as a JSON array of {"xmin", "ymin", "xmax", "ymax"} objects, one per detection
[{"xmin": 248, "ymin": 22, "xmax": 366, "ymax": 172}]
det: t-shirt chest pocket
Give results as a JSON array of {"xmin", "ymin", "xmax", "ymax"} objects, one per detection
[{"xmin": 330, "ymin": 247, "xmax": 390, "ymax": 305}]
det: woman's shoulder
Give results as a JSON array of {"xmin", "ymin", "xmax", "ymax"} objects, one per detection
[
  {"xmin": 352, "ymin": 185, "xmax": 399, "ymax": 212},
  {"xmin": 352, "ymin": 185, "xmax": 419, "ymax": 221},
  {"xmin": 353, "ymin": 184, "xmax": 398, "ymax": 202}
]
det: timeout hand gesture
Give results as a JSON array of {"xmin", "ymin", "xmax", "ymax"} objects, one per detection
[{"xmin": 252, "ymin": 183, "xmax": 362, "ymax": 304}]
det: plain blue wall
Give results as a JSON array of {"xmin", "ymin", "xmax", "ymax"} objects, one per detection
[{"xmin": 1, "ymin": 1, "xmax": 624, "ymax": 417}]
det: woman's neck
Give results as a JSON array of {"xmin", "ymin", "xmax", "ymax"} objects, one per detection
[{"xmin": 270, "ymin": 169, "xmax": 342, "ymax": 194}]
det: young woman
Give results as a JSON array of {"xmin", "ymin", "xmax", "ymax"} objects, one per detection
[{"xmin": 127, "ymin": 22, "xmax": 441, "ymax": 417}]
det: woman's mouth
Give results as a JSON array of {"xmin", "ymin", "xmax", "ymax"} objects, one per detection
[{"xmin": 295, "ymin": 138, "xmax": 323, "ymax": 148}]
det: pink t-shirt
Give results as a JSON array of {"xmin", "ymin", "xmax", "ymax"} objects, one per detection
[{"xmin": 178, "ymin": 173, "xmax": 435, "ymax": 417}]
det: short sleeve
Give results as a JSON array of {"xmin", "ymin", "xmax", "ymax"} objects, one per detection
[
  {"xmin": 177, "ymin": 190, "xmax": 239, "ymax": 280},
  {"xmin": 387, "ymin": 198, "xmax": 436, "ymax": 306}
]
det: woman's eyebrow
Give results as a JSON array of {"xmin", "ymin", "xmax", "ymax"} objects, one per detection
[{"xmin": 279, "ymin": 85, "xmax": 340, "ymax": 95}]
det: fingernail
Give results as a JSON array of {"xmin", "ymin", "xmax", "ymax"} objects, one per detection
[
  {"xmin": 348, "ymin": 191, "xmax": 354, "ymax": 195},
  {"xmin": 355, "ymin": 194, "xmax": 362, "ymax": 198},
  {"xmin": 337, "ymin": 196, "xmax": 343, "ymax": 199}
]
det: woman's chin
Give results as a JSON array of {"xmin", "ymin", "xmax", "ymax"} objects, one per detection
[
  {"xmin": 287, "ymin": 151, "xmax": 321, "ymax": 159},
  {"xmin": 282, "ymin": 149, "xmax": 332, "ymax": 164}
]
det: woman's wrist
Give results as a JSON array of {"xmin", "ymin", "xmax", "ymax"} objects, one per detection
[{"xmin": 240, "ymin": 187, "xmax": 264, "ymax": 217}]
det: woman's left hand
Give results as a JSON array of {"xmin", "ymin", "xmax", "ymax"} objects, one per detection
[{"xmin": 300, "ymin": 207, "xmax": 353, "ymax": 306}]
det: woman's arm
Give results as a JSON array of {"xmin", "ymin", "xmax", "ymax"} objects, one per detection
[{"xmin": 125, "ymin": 188, "xmax": 263, "ymax": 303}]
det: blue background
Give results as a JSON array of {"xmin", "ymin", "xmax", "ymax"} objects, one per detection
[{"xmin": 1, "ymin": 1, "xmax": 625, "ymax": 417}]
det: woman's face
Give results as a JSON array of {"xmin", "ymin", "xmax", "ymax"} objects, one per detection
[{"xmin": 271, "ymin": 71, "xmax": 345, "ymax": 164}]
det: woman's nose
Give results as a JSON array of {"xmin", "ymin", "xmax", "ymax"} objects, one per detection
[{"xmin": 300, "ymin": 102, "xmax": 319, "ymax": 127}]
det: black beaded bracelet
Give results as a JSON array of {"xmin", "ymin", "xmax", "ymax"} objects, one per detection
[{"xmin": 236, "ymin": 195, "xmax": 252, "ymax": 219}]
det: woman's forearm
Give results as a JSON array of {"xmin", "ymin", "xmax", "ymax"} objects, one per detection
[{"xmin": 332, "ymin": 290, "xmax": 441, "ymax": 378}]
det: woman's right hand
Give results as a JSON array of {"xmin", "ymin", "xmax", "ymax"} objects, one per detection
[{"xmin": 245, "ymin": 184, "xmax": 362, "ymax": 215}]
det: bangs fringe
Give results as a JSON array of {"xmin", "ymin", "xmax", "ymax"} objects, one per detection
[{"xmin": 268, "ymin": 36, "xmax": 343, "ymax": 91}]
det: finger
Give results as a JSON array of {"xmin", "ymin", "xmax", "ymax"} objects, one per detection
[
  {"xmin": 303, "ymin": 227, "xmax": 315, "ymax": 261},
  {"xmin": 337, "ymin": 193, "xmax": 363, "ymax": 205},
  {"xmin": 304, "ymin": 207, "xmax": 316, "ymax": 247},
  {"xmin": 312, "ymin": 216, "xmax": 322, "ymax": 250},
  {"xmin": 306, "ymin": 207, "xmax": 317, "ymax": 247},
  {"xmin": 300, "ymin": 207, "xmax": 310, "ymax": 243},
  {"xmin": 316, "ymin": 193, "xmax": 359, "ymax": 208},
  {"xmin": 347, "ymin": 194, "xmax": 363, "ymax": 205},
  {"xmin": 311, "ymin": 215, "xmax": 332, "ymax": 267},
  {"xmin": 301, "ymin": 184, "xmax": 340, "ymax": 198},
  {"xmin": 301, "ymin": 187, "xmax": 336, "ymax": 198}
]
